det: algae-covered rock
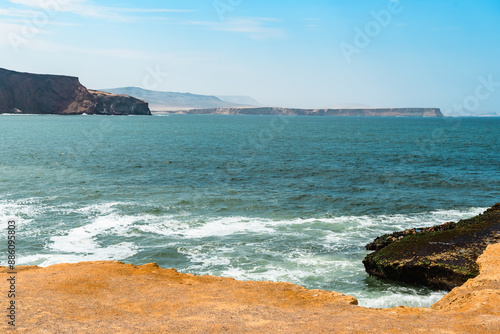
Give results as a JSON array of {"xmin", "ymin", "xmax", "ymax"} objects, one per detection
[
  {"xmin": 363, "ymin": 203, "xmax": 500, "ymax": 290},
  {"xmin": 365, "ymin": 221, "xmax": 457, "ymax": 251}
]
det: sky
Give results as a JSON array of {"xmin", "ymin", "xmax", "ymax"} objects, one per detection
[{"xmin": 0, "ymin": 0, "xmax": 499, "ymax": 115}]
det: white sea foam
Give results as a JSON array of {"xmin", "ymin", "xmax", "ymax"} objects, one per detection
[
  {"xmin": 74, "ymin": 202, "xmax": 125, "ymax": 216},
  {"xmin": 9, "ymin": 205, "xmax": 488, "ymax": 265},
  {"xmin": 0, "ymin": 198, "xmax": 42, "ymax": 218},
  {"xmin": 136, "ymin": 216, "xmax": 277, "ymax": 238},
  {"xmin": 19, "ymin": 246, "xmax": 136, "ymax": 267},
  {"xmin": 177, "ymin": 217, "xmax": 275, "ymax": 238},
  {"xmin": 45, "ymin": 205, "xmax": 485, "ymax": 267},
  {"xmin": 357, "ymin": 291, "xmax": 446, "ymax": 309},
  {"xmin": 35, "ymin": 213, "xmax": 139, "ymax": 266},
  {"xmin": 4, "ymin": 200, "xmax": 488, "ymax": 308},
  {"xmin": 50, "ymin": 214, "xmax": 136, "ymax": 252},
  {"xmin": 0, "ymin": 198, "xmax": 45, "ymax": 227}
]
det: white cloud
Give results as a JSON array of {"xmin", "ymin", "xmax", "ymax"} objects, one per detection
[
  {"xmin": 20, "ymin": 39, "xmax": 159, "ymax": 60},
  {"xmin": 0, "ymin": 8, "xmax": 37, "ymax": 17},
  {"xmin": 186, "ymin": 17, "xmax": 288, "ymax": 40},
  {"xmin": 7, "ymin": 0, "xmax": 194, "ymax": 21},
  {"xmin": 0, "ymin": 22, "xmax": 24, "ymax": 46},
  {"xmin": 13, "ymin": 38, "xmax": 193, "ymax": 63},
  {"xmin": 302, "ymin": 18, "xmax": 322, "ymax": 31},
  {"xmin": 113, "ymin": 8, "xmax": 194, "ymax": 14}
]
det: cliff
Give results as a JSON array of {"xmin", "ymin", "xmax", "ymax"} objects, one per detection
[
  {"xmin": 0, "ymin": 68, "xmax": 151, "ymax": 115},
  {"xmin": 169, "ymin": 107, "xmax": 444, "ymax": 117},
  {"xmin": 363, "ymin": 204, "xmax": 500, "ymax": 290},
  {"xmin": 1, "ymin": 244, "xmax": 499, "ymax": 333}
]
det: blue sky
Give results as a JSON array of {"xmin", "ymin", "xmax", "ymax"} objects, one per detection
[{"xmin": 1, "ymin": 0, "xmax": 499, "ymax": 114}]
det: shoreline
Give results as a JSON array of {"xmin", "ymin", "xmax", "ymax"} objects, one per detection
[{"xmin": 2, "ymin": 243, "xmax": 499, "ymax": 333}]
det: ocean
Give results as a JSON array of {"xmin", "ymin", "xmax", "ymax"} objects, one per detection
[{"xmin": 0, "ymin": 114, "xmax": 498, "ymax": 308}]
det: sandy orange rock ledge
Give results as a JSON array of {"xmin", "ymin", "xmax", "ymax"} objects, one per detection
[{"xmin": 2, "ymin": 244, "xmax": 500, "ymax": 333}]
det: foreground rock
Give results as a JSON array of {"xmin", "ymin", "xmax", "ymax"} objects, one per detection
[
  {"xmin": 2, "ymin": 244, "xmax": 500, "ymax": 333},
  {"xmin": 0, "ymin": 68, "xmax": 151, "ymax": 115},
  {"xmin": 169, "ymin": 107, "xmax": 444, "ymax": 117},
  {"xmin": 363, "ymin": 204, "xmax": 500, "ymax": 290}
]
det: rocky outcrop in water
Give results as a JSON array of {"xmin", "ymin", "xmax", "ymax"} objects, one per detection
[
  {"xmin": 363, "ymin": 204, "xmax": 500, "ymax": 290},
  {"xmin": 0, "ymin": 68, "xmax": 151, "ymax": 115},
  {"xmin": 169, "ymin": 107, "xmax": 444, "ymax": 117}
]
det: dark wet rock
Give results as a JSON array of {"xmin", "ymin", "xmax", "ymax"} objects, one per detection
[{"xmin": 363, "ymin": 204, "xmax": 500, "ymax": 290}]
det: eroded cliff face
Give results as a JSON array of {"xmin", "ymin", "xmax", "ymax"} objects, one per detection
[
  {"xmin": 170, "ymin": 107, "xmax": 444, "ymax": 117},
  {"xmin": 0, "ymin": 68, "xmax": 150, "ymax": 115}
]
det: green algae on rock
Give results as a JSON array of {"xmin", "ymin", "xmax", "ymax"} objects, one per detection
[{"xmin": 363, "ymin": 203, "xmax": 500, "ymax": 290}]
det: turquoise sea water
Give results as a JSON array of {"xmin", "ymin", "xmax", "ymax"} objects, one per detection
[{"xmin": 0, "ymin": 115, "xmax": 498, "ymax": 308}]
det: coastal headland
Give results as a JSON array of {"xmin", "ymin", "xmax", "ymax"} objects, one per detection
[
  {"xmin": 0, "ymin": 68, "xmax": 151, "ymax": 115},
  {"xmin": 0, "ymin": 68, "xmax": 443, "ymax": 117}
]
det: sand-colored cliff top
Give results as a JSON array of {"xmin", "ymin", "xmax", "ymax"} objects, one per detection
[{"xmin": 2, "ymin": 243, "xmax": 499, "ymax": 333}]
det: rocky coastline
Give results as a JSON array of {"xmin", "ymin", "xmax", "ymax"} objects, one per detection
[
  {"xmin": 1, "ymin": 205, "xmax": 499, "ymax": 332},
  {"xmin": 1, "ymin": 68, "xmax": 443, "ymax": 117},
  {"xmin": 363, "ymin": 204, "xmax": 500, "ymax": 290},
  {"xmin": 1, "ymin": 243, "xmax": 499, "ymax": 332},
  {"xmin": 0, "ymin": 68, "xmax": 151, "ymax": 115}
]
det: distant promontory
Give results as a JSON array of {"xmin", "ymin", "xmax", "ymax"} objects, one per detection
[
  {"xmin": 0, "ymin": 68, "xmax": 151, "ymax": 115},
  {"xmin": 166, "ymin": 107, "xmax": 444, "ymax": 117}
]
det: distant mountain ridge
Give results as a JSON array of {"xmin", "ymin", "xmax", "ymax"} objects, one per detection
[{"xmin": 102, "ymin": 87, "xmax": 259, "ymax": 111}]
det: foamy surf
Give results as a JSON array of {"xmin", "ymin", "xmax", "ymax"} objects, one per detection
[{"xmin": 1, "ymin": 199, "xmax": 486, "ymax": 308}]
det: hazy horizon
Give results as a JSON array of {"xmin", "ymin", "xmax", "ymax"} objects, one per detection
[{"xmin": 1, "ymin": 0, "xmax": 499, "ymax": 115}]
